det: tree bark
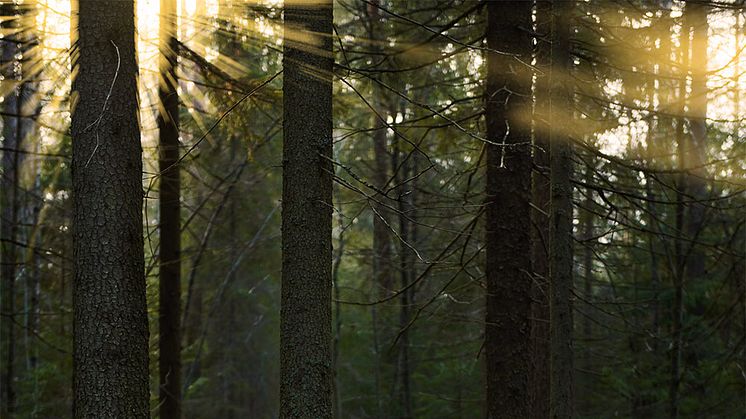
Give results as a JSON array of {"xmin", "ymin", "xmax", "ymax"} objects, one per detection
[
  {"xmin": 71, "ymin": 1, "xmax": 149, "ymax": 417},
  {"xmin": 0, "ymin": 2, "xmax": 23, "ymax": 413},
  {"xmin": 280, "ymin": 1, "xmax": 334, "ymax": 418},
  {"xmin": 484, "ymin": 2, "xmax": 533, "ymax": 418},
  {"xmin": 158, "ymin": 0, "xmax": 182, "ymax": 416},
  {"xmin": 531, "ymin": 2, "xmax": 552, "ymax": 417},
  {"xmin": 549, "ymin": 1, "xmax": 574, "ymax": 417}
]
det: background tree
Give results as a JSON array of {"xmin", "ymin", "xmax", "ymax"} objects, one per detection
[
  {"xmin": 158, "ymin": 0, "xmax": 182, "ymax": 416},
  {"xmin": 1, "ymin": 2, "xmax": 22, "ymax": 413}
]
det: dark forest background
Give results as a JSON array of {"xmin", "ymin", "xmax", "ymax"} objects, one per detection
[{"xmin": 0, "ymin": 0, "xmax": 744, "ymax": 418}]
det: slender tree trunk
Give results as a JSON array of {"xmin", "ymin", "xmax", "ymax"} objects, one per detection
[
  {"xmin": 280, "ymin": 1, "xmax": 334, "ymax": 417},
  {"xmin": 579, "ymin": 162, "xmax": 594, "ymax": 415},
  {"xmin": 0, "ymin": 3, "xmax": 22, "ymax": 413},
  {"xmin": 645, "ymin": 178, "xmax": 661, "ymax": 353},
  {"xmin": 683, "ymin": 0, "xmax": 708, "ymax": 293},
  {"xmin": 26, "ymin": 202, "xmax": 40, "ymax": 371},
  {"xmin": 395, "ymin": 146, "xmax": 415, "ymax": 419},
  {"xmin": 332, "ymin": 184, "xmax": 345, "ymax": 419},
  {"xmin": 549, "ymin": 1, "xmax": 574, "ymax": 417},
  {"xmin": 671, "ymin": 107, "xmax": 686, "ymax": 419},
  {"xmin": 158, "ymin": 0, "xmax": 182, "ymax": 416},
  {"xmin": 671, "ymin": 4, "xmax": 694, "ymax": 416},
  {"xmin": 581, "ymin": 169, "xmax": 594, "ymax": 368},
  {"xmin": 367, "ymin": 0, "xmax": 392, "ymax": 298},
  {"xmin": 367, "ymin": 4, "xmax": 390, "ymax": 414},
  {"xmin": 531, "ymin": 2, "xmax": 552, "ymax": 417},
  {"xmin": 484, "ymin": 2, "xmax": 533, "ymax": 418},
  {"xmin": 71, "ymin": 1, "xmax": 149, "ymax": 416},
  {"xmin": 20, "ymin": 76, "xmax": 40, "ymax": 384},
  {"xmin": 671, "ymin": 5, "xmax": 709, "ymax": 417}
]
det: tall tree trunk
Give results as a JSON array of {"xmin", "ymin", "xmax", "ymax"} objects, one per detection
[
  {"xmin": 531, "ymin": 2, "xmax": 552, "ymax": 416},
  {"xmin": 549, "ymin": 1, "xmax": 574, "ymax": 417},
  {"xmin": 331, "ymin": 184, "xmax": 345, "ymax": 419},
  {"xmin": 280, "ymin": 1, "xmax": 334, "ymax": 417},
  {"xmin": 394, "ymin": 145, "xmax": 415, "ymax": 419},
  {"xmin": 158, "ymin": 0, "xmax": 182, "ymax": 416},
  {"xmin": 367, "ymin": 4, "xmax": 390, "ymax": 414},
  {"xmin": 670, "ymin": 24, "xmax": 689, "ymax": 419},
  {"xmin": 70, "ymin": 1, "xmax": 149, "ymax": 416},
  {"xmin": 0, "ymin": 2, "xmax": 23, "ymax": 413},
  {"xmin": 368, "ymin": 0, "xmax": 392, "ymax": 298},
  {"xmin": 484, "ymin": 2, "xmax": 533, "ymax": 418},
  {"xmin": 581, "ymin": 169, "xmax": 594, "ymax": 370},
  {"xmin": 22, "ymin": 84, "xmax": 40, "ymax": 382},
  {"xmin": 683, "ymin": 0, "xmax": 708, "ymax": 294},
  {"xmin": 671, "ymin": 4, "xmax": 709, "ymax": 417}
]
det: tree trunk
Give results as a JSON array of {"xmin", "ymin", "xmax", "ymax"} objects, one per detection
[
  {"xmin": 395, "ymin": 145, "xmax": 415, "ymax": 419},
  {"xmin": 367, "ymin": 4, "xmax": 390, "ymax": 413},
  {"xmin": 670, "ymin": 26, "xmax": 689, "ymax": 419},
  {"xmin": 0, "ymin": 2, "xmax": 23, "ymax": 413},
  {"xmin": 484, "ymin": 2, "xmax": 533, "ymax": 418},
  {"xmin": 158, "ymin": 0, "xmax": 182, "ymax": 416},
  {"xmin": 531, "ymin": 2, "xmax": 552, "ymax": 417},
  {"xmin": 280, "ymin": 1, "xmax": 334, "ymax": 417},
  {"xmin": 671, "ymin": 4, "xmax": 709, "ymax": 417},
  {"xmin": 581, "ymin": 169, "xmax": 594, "ymax": 371},
  {"xmin": 70, "ymin": 1, "xmax": 149, "ymax": 416},
  {"xmin": 683, "ymin": 0, "xmax": 708, "ymax": 295},
  {"xmin": 332, "ymin": 182, "xmax": 345, "ymax": 419},
  {"xmin": 549, "ymin": 1, "xmax": 575, "ymax": 417},
  {"xmin": 368, "ymin": 0, "xmax": 392, "ymax": 298}
]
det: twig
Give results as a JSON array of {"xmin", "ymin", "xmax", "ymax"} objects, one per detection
[{"xmin": 84, "ymin": 40, "xmax": 120, "ymax": 167}]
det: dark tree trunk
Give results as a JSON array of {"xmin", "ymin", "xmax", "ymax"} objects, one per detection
[
  {"xmin": 158, "ymin": 0, "xmax": 182, "ymax": 416},
  {"xmin": 368, "ymin": 1, "xmax": 392, "ymax": 298},
  {"xmin": 670, "ymin": 27, "xmax": 689, "ymax": 419},
  {"xmin": 0, "ymin": 2, "xmax": 23, "ymax": 413},
  {"xmin": 549, "ymin": 1, "xmax": 575, "ymax": 417},
  {"xmin": 484, "ymin": 2, "xmax": 533, "ymax": 418},
  {"xmin": 70, "ymin": 1, "xmax": 149, "ymax": 416},
  {"xmin": 531, "ymin": 2, "xmax": 552, "ymax": 417},
  {"xmin": 367, "ymin": 4, "xmax": 390, "ymax": 413},
  {"xmin": 395, "ymin": 145, "xmax": 415, "ymax": 419},
  {"xmin": 683, "ymin": 0, "xmax": 708, "ymax": 291},
  {"xmin": 280, "ymin": 1, "xmax": 334, "ymax": 417},
  {"xmin": 581, "ymin": 169, "xmax": 594, "ymax": 371},
  {"xmin": 671, "ymin": 4, "xmax": 708, "ymax": 418}
]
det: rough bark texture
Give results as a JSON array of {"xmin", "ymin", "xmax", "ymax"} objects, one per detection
[
  {"xmin": 549, "ymin": 1, "xmax": 575, "ymax": 417},
  {"xmin": 280, "ymin": 1, "xmax": 334, "ymax": 418},
  {"xmin": 158, "ymin": 0, "xmax": 182, "ymax": 416},
  {"xmin": 70, "ymin": 1, "xmax": 149, "ymax": 417},
  {"xmin": 484, "ymin": 2, "xmax": 533, "ymax": 418},
  {"xmin": 0, "ymin": 3, "xmax": 21, "ymax": 413},
  {"xmin": 531, "ymin": 2, "xmax": 552, "ymax": 417}
]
